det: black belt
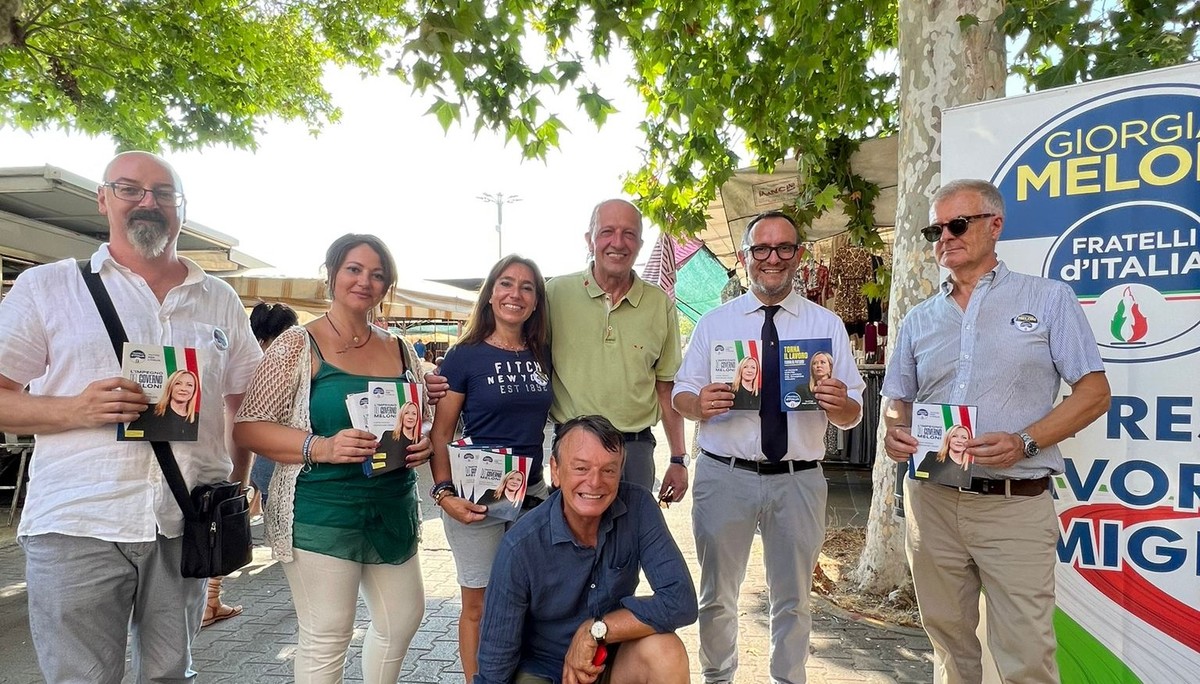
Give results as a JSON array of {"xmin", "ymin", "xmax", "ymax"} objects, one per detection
[
  {"xmin": 701, "ymin": 449, "xmax": 818, "ymax": 475},
  {"xmin": 553, "ymin": 425, "xmax": 651, "ymax": 441},
  {"xmin": 942, "ymin": 476, "xmax": 1050, "ymax": 497},
  {"xmin": 621, "ymin": 427, "xmax": 653, "ymax": 442}
]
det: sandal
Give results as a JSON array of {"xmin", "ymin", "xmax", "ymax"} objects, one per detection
[{"xmin": 202, "ymin": 577, "xmax": 243, "ymax": 628}]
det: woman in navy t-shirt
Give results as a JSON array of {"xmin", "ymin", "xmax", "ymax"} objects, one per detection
[{"xmin": 428, "ymin": 254, "xmax": 552, "ymax": 682}]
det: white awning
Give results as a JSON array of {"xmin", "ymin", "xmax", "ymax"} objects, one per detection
[
  {"xmin": 222, "ymin": 275, "xmax": 476, "ymax": 322},
  {"xmin": 0, "ymin": 165, "xmax": 269, "ymax": 278},
  {"xmin": 699, "ymin": 136, "xmax": 898, "ymax": 272}
]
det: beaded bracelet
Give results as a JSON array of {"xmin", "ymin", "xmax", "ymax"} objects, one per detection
[
  {"xmin": 429, "ymin": 480, "xmax": 456, "ymax": 505},
  {"xmin": 301, "ymin": 433, "xmax": 318, "ymax": 472}
]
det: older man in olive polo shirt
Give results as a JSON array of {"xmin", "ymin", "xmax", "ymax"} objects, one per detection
[
  {"xmin": 426, "ymin": 199, "xmax": 688, "ymax": 503},
  {"xmin": 544, "ymin": 199, "xmax": 688, "ymax": 503}
]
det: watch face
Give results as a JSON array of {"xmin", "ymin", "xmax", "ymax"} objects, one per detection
[
  {"xmin": 589, "ymin": 619, "xmax": 607, "ymax": 641},
  {"xmin": 1021, "ymin": 433, "xmax": 1039, "ymax": 457}
]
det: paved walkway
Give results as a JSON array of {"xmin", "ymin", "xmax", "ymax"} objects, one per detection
[{"xmin": 0, "ymin": 432, "xmax": 932, "ymax": 683}]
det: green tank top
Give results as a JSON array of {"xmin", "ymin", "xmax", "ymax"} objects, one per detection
[{"xmin": 292, "ymin": 337, "xmax": 419, "ymax": 565}]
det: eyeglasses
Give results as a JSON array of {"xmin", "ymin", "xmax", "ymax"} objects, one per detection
[
  {"xmin": 743, "ymin": 243, "xmax": 800, "ymax": 261},
  {"xmin": 921, "ymin": 213, "xmax": 994, "ymax": 243},
  {"xmin": 103, "ymin": 182, "xmax": 185, "ymax": 207}
]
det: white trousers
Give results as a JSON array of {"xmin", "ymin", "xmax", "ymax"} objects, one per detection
[{"xmin": 283, "ymin": 548, "xmax": 424, "ymax": 684}]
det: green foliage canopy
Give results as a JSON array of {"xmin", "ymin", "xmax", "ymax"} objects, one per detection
[
  {"xmin": 401, "ymin": 0, "xmax": 897, "ymax": 244},
  {"xmin": 0, "ymin": 0, "xmax": 415, "ymax": 150},
  {"xmin": 399, "ymin": 0, "xmax": 1199, "ymax": 244}
]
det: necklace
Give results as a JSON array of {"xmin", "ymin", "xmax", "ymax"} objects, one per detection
[
  {"xmin": 486, "ymin": 334, "xmax": 526, "ymax": 353},
  {"xmin": 326, "ymin": 314, "xmax": 371, "ymax": 354}
]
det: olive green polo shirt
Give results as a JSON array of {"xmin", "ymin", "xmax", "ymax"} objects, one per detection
[{"xmin": 546, "ymin": 268, "xmax": 682, "ymax": 432}]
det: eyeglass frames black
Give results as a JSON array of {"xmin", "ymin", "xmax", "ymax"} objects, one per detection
[
  {"xmin": 921, "ymin": 213, "xmax": 994, "ymax": 243},
  {"xmin": 103, "ymin": 182, "xmax": 186, "ymax": 208},
  {"xmin": 743, "ymin": 243, "xmax": 800, "ymax": 261}
]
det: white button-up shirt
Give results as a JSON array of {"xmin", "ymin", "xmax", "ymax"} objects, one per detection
[
  {"xmin": 674, "ymin": 290, "xmax": 865, "ymax": 461},
  {"xmin": 0, "ymin": 246, "xmax": 262, "ymax": 541}
]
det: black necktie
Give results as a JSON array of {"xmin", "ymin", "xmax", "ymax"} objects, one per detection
[{"xmin": 759, "ymin": 305, "xmax": 787, "ymax": 461}]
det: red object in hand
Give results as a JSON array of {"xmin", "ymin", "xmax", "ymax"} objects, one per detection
[{"xmin": 592, "ymin": 643, "xmax": 608, "ymax": 667}]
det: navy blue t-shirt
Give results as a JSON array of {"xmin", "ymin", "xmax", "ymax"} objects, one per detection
[{"xmin": 442, "ymin": 342, "xmax": 553, "ymax": 483}]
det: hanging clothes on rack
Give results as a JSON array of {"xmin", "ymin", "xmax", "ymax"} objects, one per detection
[
  {"xmin": 798, "ymin": 260, "xmax": 832, "ymax": 306},
  {"xmin": 832, "ymin": 244, "xmax": 873, "ymax": 332}
]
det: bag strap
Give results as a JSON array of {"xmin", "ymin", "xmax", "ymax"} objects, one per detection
[{"xmin": 78, "ymin": 261, "xmax": 197, "ymax": 519}]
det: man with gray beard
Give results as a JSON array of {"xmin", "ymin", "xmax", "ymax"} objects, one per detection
[{"xmin": 0, "ymin": 152, "xmax": 262, "ymax": 682}]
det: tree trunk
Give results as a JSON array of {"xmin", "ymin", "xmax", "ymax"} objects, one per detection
[
  {"xmin": 851, "ymin": 0, "xmax": 1006, "ymax": 593},
  {"xmin": 0, "ymin": 0, "xmax": 20, "ymax": 47}
]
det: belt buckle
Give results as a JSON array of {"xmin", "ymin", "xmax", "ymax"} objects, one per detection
[{"xmin": 957, "ymin": 482, "xmax": 982, "ymax": 495}]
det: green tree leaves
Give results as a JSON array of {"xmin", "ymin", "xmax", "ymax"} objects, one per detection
[
  {"xmin": 1004, "ymin": 1, "xmax": 1199, "ymax": 91},
  {"xmin": 398, "ymin": 0, "xmax": 1198, "ymax": 252},
  {"xmin": 400, "ymin": 1, "xmax": 900, "ymax": 239},
  {"xmin": 0, "ymin": 0, "xmax": 414, "ymax": 150}
]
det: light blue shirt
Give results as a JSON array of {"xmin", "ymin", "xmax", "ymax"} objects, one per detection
[
  {"xmin": 881, "ymin": 261, "xmax": 1105, "ymax": 479},
  {"xmin": 674, "ymin": 290, "xmax": 865, "ymax": 461}
]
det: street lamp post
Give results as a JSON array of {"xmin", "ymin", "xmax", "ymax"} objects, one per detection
[{"xmin": 477, "ymin": 192, "xmax": 522, "ymax": 260}]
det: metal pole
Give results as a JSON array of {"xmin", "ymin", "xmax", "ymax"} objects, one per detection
[{"xmin": 477, "ymin": 192, "xmax": 522, "ymax": 261}]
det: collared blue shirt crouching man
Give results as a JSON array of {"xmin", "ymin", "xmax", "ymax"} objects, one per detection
[{"xmin": 474, "ymin": 415, "xmax": 697, "ymax": 684}]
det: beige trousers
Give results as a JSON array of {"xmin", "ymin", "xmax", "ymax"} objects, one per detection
[{"xmin": 905, "ymin": 479, "xmax": 1060, "ymax": 684}]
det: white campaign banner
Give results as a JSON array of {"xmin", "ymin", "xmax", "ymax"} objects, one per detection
[{"xmin": 944, "ymin": 63, "xmax": 1200, "ymax": 683}]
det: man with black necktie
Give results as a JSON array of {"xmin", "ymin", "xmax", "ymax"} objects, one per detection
[{"xmin": 673, "ymin": 211, "xmax": 864, "ymax": 684}]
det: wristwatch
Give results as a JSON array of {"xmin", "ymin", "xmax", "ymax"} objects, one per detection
[
  {"xmin": 1018, "ymin": 432, "xmax": 1040, "ymax": 458},
  {"xmin": 669, "ymin": 454, "xmax": 691, "ymax": 467},
  {"xmin": 589, "ymin": 618, "xmax": 609, "ymax": 667},
  {"xmin": 589, "ymin": 618, "xmax": 608, "ymax": 644}
]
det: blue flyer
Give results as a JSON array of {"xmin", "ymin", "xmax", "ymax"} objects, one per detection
[{"xmin": 778, "ymin": 338, "xmax": 833, "ymax": 411}]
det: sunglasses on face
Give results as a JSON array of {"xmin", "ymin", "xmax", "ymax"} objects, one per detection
[{"xmin": 921, "ymin": 213, "xmax": 995, "ymax": 243}]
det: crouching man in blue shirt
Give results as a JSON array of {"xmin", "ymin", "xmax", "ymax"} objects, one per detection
[{"xmin": 474, "ymin": 414, "xmax": 697, "ymax": 684}]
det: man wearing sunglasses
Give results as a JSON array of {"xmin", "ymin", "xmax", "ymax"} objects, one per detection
[
  {"xmin": 880, "ymin": 179, "xmax": 1111, "ymax": 683},
  {"xmin": 0, "ymin": 152, "xmax": 262, "ymax": 683},
  {"xmin": 673, "ymin": 211, "xmax": 864, "ymax": 684}
]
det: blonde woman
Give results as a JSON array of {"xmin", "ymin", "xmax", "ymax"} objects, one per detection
[
  {"xmin": 916, "ymin": 424, "xmax": 973, "ymax": 482},
  {"xmin": 808, "ymin": 351, "xmax": 834, "ymax": 394},
  {"xmin": 730, "ymin": 355, "xmax": 760, "ymax": 409},
  {"xmin": 479, "ymin": 469, "xmax": 526, "ymax": 508},
  {"xmin": 395, "ymin": 401, "xmax": 420, "ymax": 443},
  {"xmin": 128, "ymin": 368, "xmax": 200, "ymax": 440}
]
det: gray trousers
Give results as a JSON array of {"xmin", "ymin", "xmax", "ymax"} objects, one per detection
[
  {"xmin": 620, "ymin": 431, "xmax": 657, "ymax": 492},
  {"xmin": 692, "ymin": 455, "xmax": 827, "ymax": 684},
  {"xmin": 21, "ymin": 532, "xmax": 206, "ymax": 684}
]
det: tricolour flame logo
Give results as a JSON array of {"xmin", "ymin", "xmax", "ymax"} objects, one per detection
[{"xmin": 1109, "ymin": 286, "xmax": 1149, "ymax": 343}]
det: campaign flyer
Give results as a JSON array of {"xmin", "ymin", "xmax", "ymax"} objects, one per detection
[
  {"xmin": 473, "ymin": 452, "xmax": 532, "ymax": 522},
  {"xmin": 345, "ymin": 391, "xmax": 370, "ymax": 431},
  {"xmin": 119, "ymin": 343, "xmax": 201, "ymax": 442},
  {"xmin": 908, "ymin": 403, "xmax": 977, "ymax": 488},
  {"xmin": 711, "ymin": 340, "xmax": 763, "ymax": 410},
  {"xmin": 363, "ymin": 381, "xmax": 422, "ymax": 477},
  {"xmin": 448, "ymin": 444, "xmax": 511, "ymax": 503},
  {"xmin": 778, "ymin": 338, "xmax": 833, "ymax": 411}
]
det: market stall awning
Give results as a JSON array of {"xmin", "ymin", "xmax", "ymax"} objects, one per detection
[
  {"xmin": 699, "ymin": 136, "xmax": 897, "ymax": 272},
  {"xmin": 0, "ymin": 165, "xmax": 269, "ymax": 281},
  {"xmin": 223, "ymin": 274, "xmax": 476, "ymax": 322}
]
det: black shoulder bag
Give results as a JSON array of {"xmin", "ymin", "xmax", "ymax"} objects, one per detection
[{"xmin": 79, "ymin": 262, "xmax": 252, "ymax": 578}]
